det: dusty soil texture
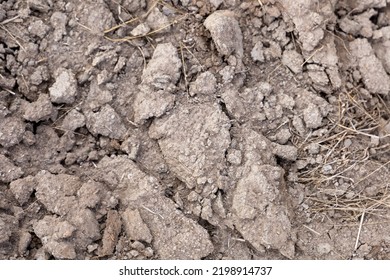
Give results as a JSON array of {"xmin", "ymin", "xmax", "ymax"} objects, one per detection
[{"xmin": 1, "ymin": 0, "xmax": 390, "ymax": 260}]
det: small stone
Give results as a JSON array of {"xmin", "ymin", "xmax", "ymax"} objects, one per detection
[
  {"xmin": 131, "ymin": 241, "xmax": 145, "ymax": 251},
  {"xmin": 28, "ymin": 0, "xmax": 50, "ymax": 13},
  {"xmin": 141, "ymin": 43, "xmax": 182, "ymax": 87},
  {"xmin": 46, "ymin": 241, "xmax": 76, "ymax": 259},
  {"xmin": 196, "ymin": 177, "xmax": 207, "ymax": 185},
  {"xmin": 209, "ymin": 0, "xmax": 223, "ymax": 8},
  {"xmin": 18, "ymin": 232, "xmax": 32, "ymax": 255},
  {"xmin": 49, "ymin": 69, "xmax": 77, "ymax": 104},
  {"xmin": 187, "ymin": 191, "xmax": 199, "ymax": 202},
  {"xmin": 23, "ymin": 94, "xmax": 54, "ymax": 122},
  {"xmin": 344, "ymin": 139, "xmax": 352, "ymax": 148},
  {"xmin": 143, "ymin": 247, "xmax": 154, "ymax": 257},
  {"xmin": 292, "ymin": 116, "xmax": 305, "ymax": 135},
  {"xmin": 86, "ymin": 81, "xmax": 113, "ymax": 110},
  {"xmin": 227, "ymin": 149, "xmax": 242, "ymax": 165},
  {"xmin": 133, "ymin": 85, "xmax": 175, "ymax": 124},
  {"xmin": 370, "ymin": 135, "xmax": 379, "ymax": 147},
  {"xmin": 53, "ymin": 221, "xmax": 76, "ymax": 239},
  {"xmin": 23, "ymin": 131, "xmax": 36, "ymax": 146},
  {"xmin": 130, "ymin": 23, "xmax": 151, "ymax": 37},
  {"xmin": 303, "ymin": 103, "xmax": 323, "ymax": 129},
  {"xmin": 61, "ymin": 109, "xmax": 86, "ymax": 131},
  {"xmin": 0, "ymin": 117, "xmax": 25, "ymax": 148},
  {"xmin": 296, "ymin": 160, "xmax": 308, "ymax": 170},
  {"xmin": 278, "ymin": 93, "xmax": 295, "ymax": 110},
  {"xmin": 77, "ymin": 181, "xmax": 102, "ymax": 209},
  {"xmin": 0, "ymin": 155, "xmax": 23, "ymax": 183},
  {"xmin": 122, "ymin": 208, "xmax": 153, "ymax": 243},
  {"xmin": 189, "ymin": 71, "xmax": 217, "ymax": 96},
  {"xmin": 129, "ymin": 250, "xmax": 139, "ymax": 257},
  {"xmin": 251, "ymin": 41, "xmax": 265, "ymax": 62},
  {"xmin": 0, "ymin": 75, "xmax": 15, "ymax": 90},
  {"xmin": 85, "ymin": 105, "xmax": 127, "ymax": 140},
  {"xmin": 201, "ymin": 199, "xmax": 213, "ymax": 220},
  {"xmin": 50, "ymin": 12, "xmax": 68, "ymax": 42},
  {"xmin": 9, "ymin": 176, "xmax": 35, "ymax": 205},
  {"xmin": 87, "ymin": 244, "xmax": 98, "ymax": 253},
  {"xmin": 273, "ymin": 144, "xmax": 298, "ymax": 161},
  {"xmin": 28, "ymin": 19, "xmax": 50, "ymax": 38},
  {"xmin": 34, "ymin": 247, "xmax": 49, "ymax": 260},
  {"xmin": 97, "ymin": 70, "xmax": 113, "ymax": 85},
  {"xmin": 349, "ymin": 38, "xmax": 390, "ymax": 95},
  {"xmin": 275, "ymin": 128, "xmax": 292, "ymax": 144},
  {"xmin": 282, "ymin": 50, "xmax": 303, "ymax": 74},
  {"xmin": 204, "ymin": 10, "xmax": 243, "ymax": 59},
  {"xmin": 322, "ymin": 164, "xmax": 333, "ymax": 174},
  {"xmin": 30, "ymin": 66, "xmax": 50, "ymax": 86},
  {"xmin": 219, "ymin": 66, "xmax": 235, "ymax": 83},
  {"xmin": 146, "ymin": 8, "xmax": 170, "ymax": 31},
  {"xmin": 307, "ymin": 143, "xmax": 320, "ymax": 154}
]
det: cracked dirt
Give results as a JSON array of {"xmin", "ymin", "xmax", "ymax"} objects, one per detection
[{"xmin": 1, "ymin": 0, "xmax": 390, "ymax": 260}]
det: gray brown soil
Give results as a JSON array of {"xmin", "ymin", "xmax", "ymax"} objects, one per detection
[{"xmin": 1, "ymin": 0, "xmax": 390, "ymax": 260}]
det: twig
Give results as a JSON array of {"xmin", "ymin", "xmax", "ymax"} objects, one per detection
[
  {"xmin": 2, "ymin": 88, "xmax": 16, "ymax": 95},
  {"xmin": 267, "ymin": 62, "xmax": 282, "ymax": 82},
  {"xmin": 301, "ymin": 45, "xmax": 324, "ymax": 67},
  {"xmin": 105, "ymin": 15, "xmax": 187, "ymax": 42},
  {"xmin": 354, "ymin": 210, "xmax": 365, "ymax": 251},
  {"xmin": 142, "ymin": 205, "xmax": 164, "ymax": 220},
  {"xmin": 303, "ymin": 225, "xmax": 321, "ymax": 236},
  {"xmin": 0, "ymin": 25, "xmax": 26, "ymax": 52},
  {"xmin": 179, "ymin": 43, "xmax": 189, "ymax": 93},
  {"xmin": 333, "ymin": 122, "xmax": 390, "ymax": 139},
  {"xmin": 180, "ymin": 41, "xmax": 204, "ymax": 71},
  {"xmin": 0, "ymin": 15, "xmax": 20, "ymax": 25},
  {"xmin": 355, "ymin": 160, "xmax": 390, "ymax": 185}
]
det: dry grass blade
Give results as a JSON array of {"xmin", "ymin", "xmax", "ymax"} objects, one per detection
[
  {"xmin": 0, "ymin": 15, "xmax": 20, "ymax": 25},
  {"xmin": 301, "ymin": 45, "xmax": 324, "ymax": 67},
  {"xmin": 355, "ymin": 160, "xmax": 390, "ymax": 185},
  {"xmin": 0, "ymin": 25, "xmax": 26, "ymax": 52},
  {"xmin": 297, "ymin": 88, "xmax": 390, "ymax": 220},
  {"xmin": 354, "ymin": 210, "xmax": 365, "ymax": 251},
  {"xmin": 105, "ymin": 14, "xmax": 187, "ymax": 43},
  {"xmin": 179, "ymin": 43, "xmax": 189, "ymax": 93},
  {"xmin": 103, "ymin": 17, "xmax": 139, "ymax": 34}
]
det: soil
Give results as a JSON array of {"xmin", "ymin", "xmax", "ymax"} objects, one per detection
[{"xmin": 1, "ymin": 0, "xmax": 390, "ymax": 260}]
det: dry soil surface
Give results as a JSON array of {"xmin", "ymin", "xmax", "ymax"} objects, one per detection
[{"xmin": 1, "ymin": 0, "xmax": 390, "ymax": 260}]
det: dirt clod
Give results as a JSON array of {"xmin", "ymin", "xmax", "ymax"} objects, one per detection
[
  {"xmin": 49, "ymin": 69, "xmax": 77, "ymax": 104},
  {"xmin": 1, "ymin": 0, "xmax": 390, "ymax": 261}
]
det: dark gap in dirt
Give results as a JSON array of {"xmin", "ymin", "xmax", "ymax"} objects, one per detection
[
  {"xmin": 318, "ymin": 91, "xmax": 328, "ymax": 100},
  {"xmin": 27, "ymin": 189, "xmax": 37, "ymax": 206},
  {"xmin": 198, "ymin": 217, "xmax": 217, "ymax": 238},
  {"xmin": 294, "ymin": 243, "xmax": 305, "ymax": 257},
  {"xmin": 263, "ymin": 41, "xmax": 271, "ymax": 48},
  {"xmin": 275, "ymin": 155, "xmax": 293, "ymax": 175},
  {"xmin": 164, "ymin": 186, "xmax": 174, "ymax": 198},
  {"xmin": 27, "ymin": 231, "xmax": 43, "ymax": 258},
  {"xmin": 1, "ymin": 65, "xmax": 12, "ymax": 76},
  {"xmin": 31, "ymin": 122, "xmax": 39, "ymax": 134},
  {"xmin": 369, "ymin": 10, "xmax": 380, "ymax": 25},
  {"xmin": 218, "ymin": 99, "xmax": 233, "ymax": 121},
  {"xmin": 143, "ymin": 117, "xmax": 155, "ymax": 130}
]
